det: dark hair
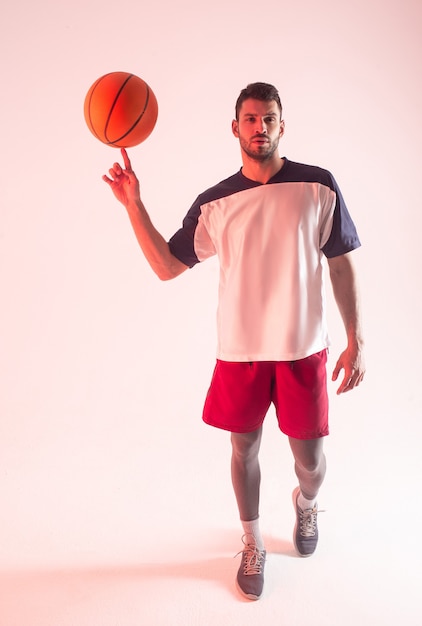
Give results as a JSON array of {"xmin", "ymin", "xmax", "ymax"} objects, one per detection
[{"xmin": 235, "ymin": 82, "xmax": 282, "ymax": 120}]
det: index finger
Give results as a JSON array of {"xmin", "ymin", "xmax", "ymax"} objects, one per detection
[
  {"xmin": 121, "ymin": 148, "xmax": 133, "ymax": 172},
  {"xmin": 336, "ymin": 370, "xmax": 357, "ymax": 395}
]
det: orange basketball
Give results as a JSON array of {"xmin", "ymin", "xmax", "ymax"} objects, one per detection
[{"xmin": 84, "ymin": 72, "xmax": 158, "ymax": 148}]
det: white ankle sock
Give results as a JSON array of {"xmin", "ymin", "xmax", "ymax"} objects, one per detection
[
  {"xmin": 241, "ymin": 518, "xmax": 265, "ymax": 550},
  {"xmin": 298, "ymin": 491, "xmax": 317, "ymax": 511}
]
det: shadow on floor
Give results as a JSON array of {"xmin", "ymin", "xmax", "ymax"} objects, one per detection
[{"xmin": 0, "ymin": 532, "xmax": 298, "ymax": 624}]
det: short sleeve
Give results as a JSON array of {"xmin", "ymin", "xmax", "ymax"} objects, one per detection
[
  {"xmin": 168, "ymin": 197, "xmax": 216, "ymax": 267},
  {"xmin": 321, "ymin": 174, "xmax": 361, "ymax": 258}
]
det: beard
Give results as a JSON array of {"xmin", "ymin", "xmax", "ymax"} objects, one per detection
[{"xmin": 239, "ymin": 135, "xmax": 280, "ymax": 162}]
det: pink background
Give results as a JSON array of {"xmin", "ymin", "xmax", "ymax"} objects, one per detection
[{"xmin": 1, "ymin": 0, "xmax": 420, "ymax": 623}]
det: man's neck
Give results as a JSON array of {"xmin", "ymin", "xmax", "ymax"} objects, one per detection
[{"xmin": 241, "ymin": 156, "xmax": 285, "ymax": 184}]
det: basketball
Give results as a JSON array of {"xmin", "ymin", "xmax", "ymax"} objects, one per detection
[{"xmin": 84, "ymin": 72, "xmax": 158, "ymax": 148}]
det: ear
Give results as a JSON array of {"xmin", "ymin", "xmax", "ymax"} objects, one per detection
[
  {"xmin": 279, "ymin": 119, "xmax": 285, "ymax": 137},
  {"xmin": 232, "ymin": 119, "xmax": 239, "ymax": 138}
]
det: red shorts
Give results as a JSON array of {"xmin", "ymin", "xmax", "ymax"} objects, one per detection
[{"xmin": 202, "ymin": 350, "xmax": 329, "ymax": 439}]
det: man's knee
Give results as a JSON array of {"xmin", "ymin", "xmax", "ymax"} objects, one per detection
[
  {"xmin": 289, "ymin": 437, "xmax": 326, "ymax": 473},
  {"xmin": 296, "ymin": 456, "xmax": 325, "ymax": 474},
  {"xmin": 231, "ymin": 428, "xmax": 262, "ymax": 460}
]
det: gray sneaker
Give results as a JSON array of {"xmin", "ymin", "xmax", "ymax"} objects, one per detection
[
  {"xmin": 292, "ymin": 486, "xmax": 319, "ymax": 557},
  {"xmin": 236, "ymin": 538, "xmax": 266, "ymax": 600}
]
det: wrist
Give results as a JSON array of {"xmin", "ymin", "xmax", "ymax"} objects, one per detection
[
  {"xmin": 348, "ymin": 335, "xmax": 364, "ymax": 350},
  {"xmin": 126, "ymin": 197, "xmax": 144, "ymax": 214}
]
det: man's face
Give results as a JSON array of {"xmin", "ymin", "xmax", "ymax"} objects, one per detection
[{"xmin": 232, "ymin": 98, "xmax": 284, "ymax": 162}]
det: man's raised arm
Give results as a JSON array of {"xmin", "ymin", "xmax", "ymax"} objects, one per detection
[{"xmin": 103, "ymin": 148, "xmax": 188, "ymax": 281}]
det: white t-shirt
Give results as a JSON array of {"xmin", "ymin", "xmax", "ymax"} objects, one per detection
[{"xmin": 169, "ymin": 158, "xmax": 361, "ymax": 362}]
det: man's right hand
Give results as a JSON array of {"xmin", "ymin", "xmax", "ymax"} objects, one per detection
[{"xmin": 102, "ymin": 148, "xmax": 141, "ymax": 207}]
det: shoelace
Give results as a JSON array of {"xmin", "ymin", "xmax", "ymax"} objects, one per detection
[
  {"xmin": 299, "ymin": 506, "xmax": 325, "ymax": 537},
  {"xmin": 235, "ymin": 537, "xmax": 265, "ymax": 576}
]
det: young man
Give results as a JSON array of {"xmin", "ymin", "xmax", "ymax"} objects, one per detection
[{"xmin": 103, "ymin": 83, "xmax": 365, "ymax": 601}]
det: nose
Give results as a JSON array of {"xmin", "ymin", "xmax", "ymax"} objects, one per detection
[{"xmin": 255, "ymin": 119, "xmax": 267, "ymax": 134}]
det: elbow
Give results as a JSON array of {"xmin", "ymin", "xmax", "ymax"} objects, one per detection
[
  {"xmin": 154, "ymin": 263, "xmax": 186, "ymax": 281},
  {"xmin": 157, "ymin": 271, "xmax": 176, "ymax": 281},
  {"xmin": 150, "ymin": 251, "xmax": 189, "ymax": 281}
]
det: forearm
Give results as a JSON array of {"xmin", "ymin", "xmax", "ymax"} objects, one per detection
[
  {"xmin": 125, "ymin": 199, "xmax": 188, "ymax": 281},
  {"xmin": 328, "ymin": 254, "xmax": 364, "ymax": 348}
]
